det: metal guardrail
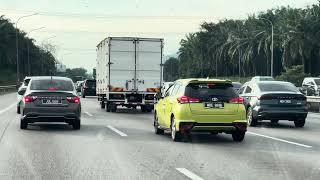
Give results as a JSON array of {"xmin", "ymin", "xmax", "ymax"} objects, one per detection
[{"xmin": 0, "ymin": 85, "xmax": 16, "ymax": 95}]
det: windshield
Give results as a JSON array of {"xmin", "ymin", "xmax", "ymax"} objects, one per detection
[
  {"xmin": 30, "ymin": 79, "xmax": 74, "ymax": 91},
  {"xmin": 314, "ymin": 79, "xmax": 320, "ymax": 85},
  {"xmin": 258, "ymin": 83, "xmax": 298, "ymax": 92}
]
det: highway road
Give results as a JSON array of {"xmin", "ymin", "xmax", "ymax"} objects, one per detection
[{"xmin": 0, "ymin": 93, "xmax": 319, "ymax": 180}]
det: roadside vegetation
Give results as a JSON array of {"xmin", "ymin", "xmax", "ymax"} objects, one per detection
[
  {"xmin": 0, "ymin": 16, "xmax": 56, "ymax": 85},
  {"xmin": 164, "ymin": 2, "xmax": 320, "ymax": 84}
]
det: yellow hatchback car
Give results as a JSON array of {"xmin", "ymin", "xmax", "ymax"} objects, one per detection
[{"xmin": 154, "ymin": 79, "xmax": 247, "ymax": 142}]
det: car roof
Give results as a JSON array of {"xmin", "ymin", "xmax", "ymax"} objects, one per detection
[
  {"xmin": 177, "ymin": 78, "xmax": 232, "ymax": 85},
  {"xmin": 24, "ymin": 76, "xmax": 43, "ymax": 80},
  {"xmin": 252, "ymin": 76, "xmax": 273, "ymax": 78},
  {"xmin": 255, "ymin": 80, "xmax": 294, "ymax": 86},
  {"xmin": 305, "ymin": 77, "xmax": 320, "ymax": 80},
  {"xmin": 30, "ymin": 76, "xmax": 72, "ymax": 81}
]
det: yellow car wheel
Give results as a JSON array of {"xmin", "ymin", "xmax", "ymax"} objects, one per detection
[
  {"xmin": 154, "ymin": 113, "xmax": 164, "ymax": 135},
  {"xmin": 171, "ymin": 117, "xmax": 182, "ymax": 142}
]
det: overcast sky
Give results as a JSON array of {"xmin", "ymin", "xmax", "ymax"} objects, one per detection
[{"xmin": 0, "ymin": 0, "xmax": 317, "ymax": 71}]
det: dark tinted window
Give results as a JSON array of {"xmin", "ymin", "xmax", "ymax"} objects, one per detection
[
  {"xmin": 258, "ymin": 83, "xmax": 298, "ymax": 92},
  {"xmin": 245, "ymin": 86, "xmax": 252, "ymax": 93},
  {"xmin": 185, "ymin": 83, "xmax": 238, "ymax": 102},
  {"xmin": 238, "ymin": 86, "xmax": 245, "ymax": 94},
  {"xmin": 314, "ymin": 79, "xmax": 320, "ymax": 85},
  {"xmin": 85, "ymin": 80, "xmax": 96, "ymax": 87},
  {"xmin": 30, "ymin": 79, "xmax": 74, "ymax": 91},
  {"xmin": 24, "ymin": 78, "xmax": 31, "ymax": 86}
]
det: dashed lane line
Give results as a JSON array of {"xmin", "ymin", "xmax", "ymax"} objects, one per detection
[
  {"xmin": 176, "ymin": 168, "xmax": 204, "ymax": 180},
  {"xmin": 84, "ymin": 111, "xmax": 93, "ymax": 117},
  {"xmin": 0, "ymin": 103, "xmax": 16, "ymax": 115},
  {"xmin": 107, "ymin": 125, "xmax": 128, "ymax": 137},
  {"xmin": 248, "ymin": 131, "xmax": 312, "ymax": 148}
]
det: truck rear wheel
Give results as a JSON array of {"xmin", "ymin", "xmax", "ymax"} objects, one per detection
[
  {"xmin": 100, "ymin": 101, "xmax": 105, "ymax": 109},
  {"xmin": 141, "ymin": 105, "xmax": 146, "ymax": 112},
  {"xmin": 105, "ymin": 102, "xmax": 110, "ymax": 112},
  {"xmin": 108, "ymin": 103, "xmax": 117, "ymax": 112}
]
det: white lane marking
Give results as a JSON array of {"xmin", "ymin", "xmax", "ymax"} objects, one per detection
[
  {"xmin": 107, "ymin": 125, "xmax": 128, "ymax": 137},
  {"xmin": 248, "ymin": 132, "xmax": 312, "ymax": 148},
  {"xmin": 84, "ymin": 111, "xmax": 93, "ymax": 117},
  {"xmin": 176, "ymin": 168, "xmax": 204, "ymax": 180},
  {"xmin": 0, "ymin": 103, "xmax": 16, "ymax": 115}
]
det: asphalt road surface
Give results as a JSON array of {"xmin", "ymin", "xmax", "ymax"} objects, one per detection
[{"xmin": 0, "ymin": 93, "xmax": 319, "ymax": 180}]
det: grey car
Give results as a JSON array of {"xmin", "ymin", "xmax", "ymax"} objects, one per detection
[
  {"xmin": 238, "ymin": 81, "xmax": 308, "ymax": 127},
  {"xmin": 18, "ymin": 76, "xmax": 81, "ymax": 130}
]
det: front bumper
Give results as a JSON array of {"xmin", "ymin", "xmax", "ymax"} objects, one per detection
[{"xmin": 253, "ymin": 106, "xmax": 308, "ymax": 120}]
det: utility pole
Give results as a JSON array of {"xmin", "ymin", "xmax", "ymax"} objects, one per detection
[
  {"xmin": 27, "ymin": 27, "xmax": 45, "ymax": 75},
  {"xmin": 15, "ymin": 13, "xmax": 39, "ymax": 85},
  {"xmin": 261, "ymin": 18, "xmax": 274, "ymax": 77},
  {"xmin": 41, "ymin": 36, "xmax": 56, "ymax": 75}
]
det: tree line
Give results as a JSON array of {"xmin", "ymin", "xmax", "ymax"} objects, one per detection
[
  {"xmin": 0, "ymin": 15, "xmax": 56, "ymax": 85},
  {"xmin": 164, "ymin": 2, "xmax": 320, "ymax": 82}
]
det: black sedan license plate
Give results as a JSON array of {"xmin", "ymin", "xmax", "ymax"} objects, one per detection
[
  {"xmin": 279, "ymin": 99, "xmax": 292, "ymax": 104},
  {"xmin": 204, "ymin": 102, "xmax": 224, "ymax": 108},
  {"xmin": 42, "ymin": 99, "xmax": 62, "ymax": 104}
]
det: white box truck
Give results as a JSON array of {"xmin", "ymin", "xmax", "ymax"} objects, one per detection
[{"xmin": 96, "ymin": 37, "xmax": 164, "ymax": 112}]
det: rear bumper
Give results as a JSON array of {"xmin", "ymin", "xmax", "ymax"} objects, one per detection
[
  {"xmin": 22, "ymin": 107, "xmax": 81, "ymax": 122},
  {"xmin": 253, "ymin": 106, "xmax": 308, "ymax": 120},
  {"xmin": 177, "ymin": 121, "xmax": 247, "ymax": 133}
]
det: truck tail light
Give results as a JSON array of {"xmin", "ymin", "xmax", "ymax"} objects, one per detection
[
  {"xmin": 229, "ymin": 97, "xmax": 244, "ymax": 104},
  {"xmin": 67, "ymin": 96, "xmax": 80, "ymax": 104},
  {"xmin": 23, "ymin": 96, "xmax": 37, "ymax": 103},
  {"xmin": 177, "ymin": 96, "xmax": 200, "ymax": 104}
]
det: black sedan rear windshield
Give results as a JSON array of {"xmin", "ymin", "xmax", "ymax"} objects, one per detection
[
  {"xmin": 30, "ymin": 79, "xmax": 74, "ymax": 91},
  {"xmin": 185, "ymin": 83, "xmax": 238, "ymax": 101},
  {"xmin": 258, "ymin": 83, "xmax": 298, "ymax": 92}
]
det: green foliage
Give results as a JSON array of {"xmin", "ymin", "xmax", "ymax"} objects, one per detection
[
  {"xmin": 163, "ymin": 57, "xmax": 179, "ymax": 82},
  {"xmin": 0, "ymin": 15, "xmax": 57, "ymax": 84},
  {"xmin": 276, "ymin": 65, "xmax": 309, "ymax": 86},
  {"xmin": 170, "ymin": 2, "xmax": 320, "ymax": 81},
  {"xmin": 64, "ymin": 68, "xmax": 89, "ymax": 82}
]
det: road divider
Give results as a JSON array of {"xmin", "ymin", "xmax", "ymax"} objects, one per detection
[
  {"xmin": 84, "ymin": 112, "xmax": 93, "ymax": 117},
  {"xmin": 107, "ymin": 125, "xmax": 128, "ymax": 137},
  {"xmin": 176, "ymin": 168, "xmax": 204, "ymax": 180},
  {"xmin": 248, "ymin": 132, "xmax": 312, "ymax": 148},
  {"xmin": 0, "ymin": 103, "xmax": 16, "ymax": 115}
]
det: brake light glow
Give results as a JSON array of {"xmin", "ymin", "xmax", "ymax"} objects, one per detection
[
  {"xmin": 229, "ymin": 97, "xmax": 244, "ymax": 104},
  {"xmin": 177, "ymin": 96, "xmax": 200, "ymax": 104},
  {"xmin": 67, "ymin": 96, "xmax": 80, "ymax": 103},
  {"xmin": 23, "ymin": 96, "xmax": 37, "ymax": 103},
  {"xmin": 207, "ymin": 83, "xmax": 216, "ymax": 88},
  {"xmin": 48, "ymin": 87, "xmax": 56, "ymax": 90}
]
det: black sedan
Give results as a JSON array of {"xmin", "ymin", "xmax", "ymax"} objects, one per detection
[{"xmin": 238, "ymin": 81, "xmax": 308, "ymax": 127}]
